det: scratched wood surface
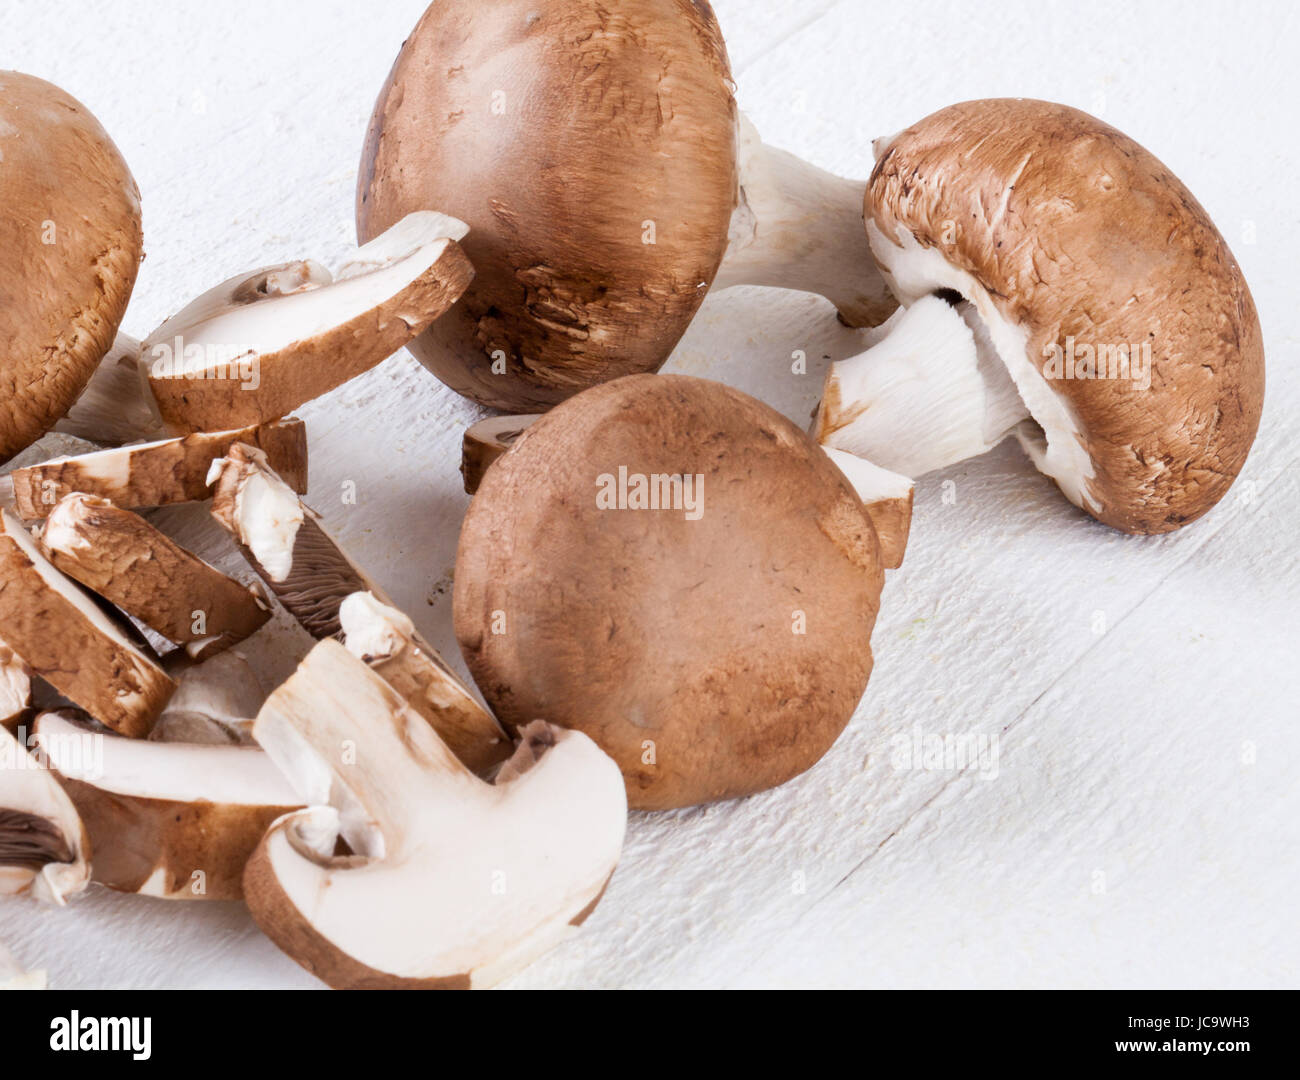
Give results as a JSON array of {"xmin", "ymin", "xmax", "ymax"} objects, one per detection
[{"xmin": 0, "ymin": 0, "xmax": 1296, "ymax": 988}]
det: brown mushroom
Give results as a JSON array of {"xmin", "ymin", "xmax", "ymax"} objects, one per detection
[
  {"xmin": 208, "ymin": 445, "xmax": 510, "ymax": 770},
  {"xmin": 0, "ymin": 639, "xmax": 32, "ymax": 733},
  {"xmin": 357, "ymin": 0, "xmax": 894, "ymax": 412},
  {"xmin": 0, "ymin": 510, "xmax": 173, "ymax": 736},
  {"xmin": 0, "ymin": 72, "xmax": 142, "ymax": 462},
  {"xmin": 34, "ymin": 709, "xmax": 300, "ymax": 900},
  {"xmin": 454, "ymin": 374, "xmax": 885, "ymax": 809},
  {"xmin": 817, "ymin": 99, "xmax": 1265, "ymax": 534},
  {"xmin": 6, "ymin": 418, "xmax": 307, "ymax": 519},
  {"xmin": 141, "ymin": 213, "xmax": 473, "ymax": 433},
  {"xmin": 462, "ymin": 412, "xmax": 913, "ymax": 569},
  {"xmin": 39, "ymin": 494, "xmax": 271, "ymax": 660}
]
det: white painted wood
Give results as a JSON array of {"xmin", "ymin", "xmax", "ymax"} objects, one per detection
[{"xmin": 1, "ymin": 0, "xmax": 1295, "ymax": 989}]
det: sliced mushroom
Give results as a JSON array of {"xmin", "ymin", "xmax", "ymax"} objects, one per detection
[
  {"xmin": 142, "ymin": 212, "xmax": 473, "ymax": 433},
  {"xmin": 339, "ymin": 592, "xmax": 508, "ymax": 773},
  {"xmin": 461, "ymin": 415, "xmax": 542, "ymax": 495},
  {"xmin": 209, "ymin": 445, "xmax": 510, "ymax": 767},
  {"xmin": 244, "ymin": 639, "xmax": 626, "ymax": 989},
  {"xmin": 6, "ymin": 418, "xmax": 307, "ymax": 520},
  {"xmin": 0, "ymin": 510, "xmax": 173, "ymax": 736},
  {"xmin": 357, "ymin": 1, "xmax": 894, "ymax": 413},
  {"xmin": 39, "ymin": 494, "xmax": 270, "ymax": 660},
  {"xmin": 0, "ymin": 722, "xmax": 90, "ymax": 903},
  {"xmin": 0, "ymin": 639, "xmax": 32, "ymax": 733},
  {"xmin": 34, "ymin": 709, "xmax": 300, "ymax": 901},
  {"xmin": 0, "ymin": 72, "xmax": 142, "ymax": 462},
  {"xmin": 464, "ymin": 412, "xmax": 912, "ymax": 568},
  {"xmin": 819, "ymin": 99, "xmax": 1265, "ymax": 534},
  {"xmin": 455, "ymin": 374, "xmax": 885, "ymax": 809}
]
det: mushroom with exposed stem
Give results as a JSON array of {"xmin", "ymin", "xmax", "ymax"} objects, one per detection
[
  {"xmin": 815, "ymin": 99, "xmax": 1265, "ymax": 534},
  {"xmin": 34, "ymin": 709, "xmax": 300, "ymax": 901},
  {"xmin": 208, "ymin": 444, "xmax": 510, "ymax": 772},
  {"xmin": 0, "ymin": 722, "xmax": 90, "ymax": 904},
  {"xmin": 38, "ymin": 494, "xmax": 271, "ymax": 660},
  {"xmin": 243, "ymin": 639, "xmax": 627, "ymax": 989},
  {"xmin": 455, "ymin": 374, "xmax": 886, "ymax": 810},
  {"xmin": 461, "ymin": 411, "xmax": 913, "ymax": 569},
  {"xmin": 357, "ymin": 0, "xmax": 895, "ymax": 413},
  {"xmin": 0, "ymin": 72, "xmax": 142, "ymax": 463},
  {"xmin": 0, "ymin": 511, "xmax": 173, "ymax": 737}
]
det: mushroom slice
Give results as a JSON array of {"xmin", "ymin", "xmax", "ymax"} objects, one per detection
[
  {"xmin": 0, "ymin": 511, "xmax": 173, "ymax": 736},
  {"xmin": 0, "ymin": 723, "xmax": 90, "ymax": 904},
  {"xmin": 0, "ymin": 941, "xmax": 47, "ymax": 990},
  {"xmin": 7, "ymin": 418, "xmax": 307, "ymax": 520},
  {"xmin": 0, "ymin": 72, "xmax": 142, "ymax": 462},
  {"xmin": 357, "ymin": 1, "xmax": 894, "ymax": 413},
  {"xmin": 461, "ymin": 415, "xmax": 543, "ymax": 495},
  {"xmin": 822, "ymin": 449, "xmax": 913, "ymax": 571},
  {"xmin": 142, "ymin": 212, "xmax": 474, "ymax": 433},
  {"xmin": 0, "ymin": 639, "xmax": 32, "ymax": 733},
  {"xmin": 455, "ymin": 374, "xmax": 885, "ymax": 810},
  {"xmin": 819, "ymin": 99, "xmax": 1264, "ymax": 534},
  {"xmin": 34, "ymin": 710, "xmax": 300, "ymax": 900},
  {"xmin": 339, "ymin": 592, "xmax": 507, "ymax": 773},
  {"xmin": 39, "ymin": 494, "xmax": 270, "ymax": 660},
  {"xmin": 209, "ymin": 445, "xmax": 510, "ymax": 767},
  {"xmin": 244, "ymin": 639, "xmax": 627, "ymax": 990}
]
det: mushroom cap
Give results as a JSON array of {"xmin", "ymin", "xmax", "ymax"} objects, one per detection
[
  {"xmin": 867, "ymin": 98, "xmax": 1264, "ymax": 533},
  {"xmin": 0, "ymin": 72, "xmax": 143, "ymax": 462},
  {"xmin": 357, "ymin": 0, "xmax": 738, "ymax": 411},
  {"xmin": 454, "ymin": 374, "xmax": 884, "ymax": 809}
]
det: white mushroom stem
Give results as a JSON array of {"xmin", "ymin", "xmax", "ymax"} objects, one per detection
[
  {"xmin": 0, "ymin": 639, "xmax": 32, "ymax": 731},
  {"xmin": 713, "ymin": 114, "xmax": 896, "ymax": 328},
  {"xmin": 815, "ymin": 295, "xmax": 1030, "ymax": 478}
]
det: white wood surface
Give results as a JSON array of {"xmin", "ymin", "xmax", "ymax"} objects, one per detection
[{"xmin": 1, "ymin": 0, "xmax": 1296, "ymax": 989}]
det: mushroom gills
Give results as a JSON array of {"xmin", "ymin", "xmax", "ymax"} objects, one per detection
[{"xmin": 0, "ymin": 723, "xmax": 90, "ymax": 903}]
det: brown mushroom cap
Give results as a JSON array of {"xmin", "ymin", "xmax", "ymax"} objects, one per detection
[
  {"xmin": 866, "ymin": 98, "xmax": 1264, "ymax": 533},
  {"xmin": 358, "ymin": 0, "xmax": 737, "ymax": 412},
  {"xmin": 454, "ymin": 374, "xmax": 884, "ymax": 809},
  {"xmin": 0, "ymin": 72, "xmax": 143, "ymax": 462}
]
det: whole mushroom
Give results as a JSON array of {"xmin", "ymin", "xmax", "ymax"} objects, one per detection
[
  {"xmin": 0, "ymin": 72, "xmax": 143, "ymax": 461},
  {"xmin": 454, "ymin": 374, "xmax": 885, "ymax": 809},
  {"xmin": 816, "ymin": 98, "xmax": 1265, "ymax": 533},
  {"xmin": 357, "ymin": 0, "xmax": 895, "ymax": 412}
]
